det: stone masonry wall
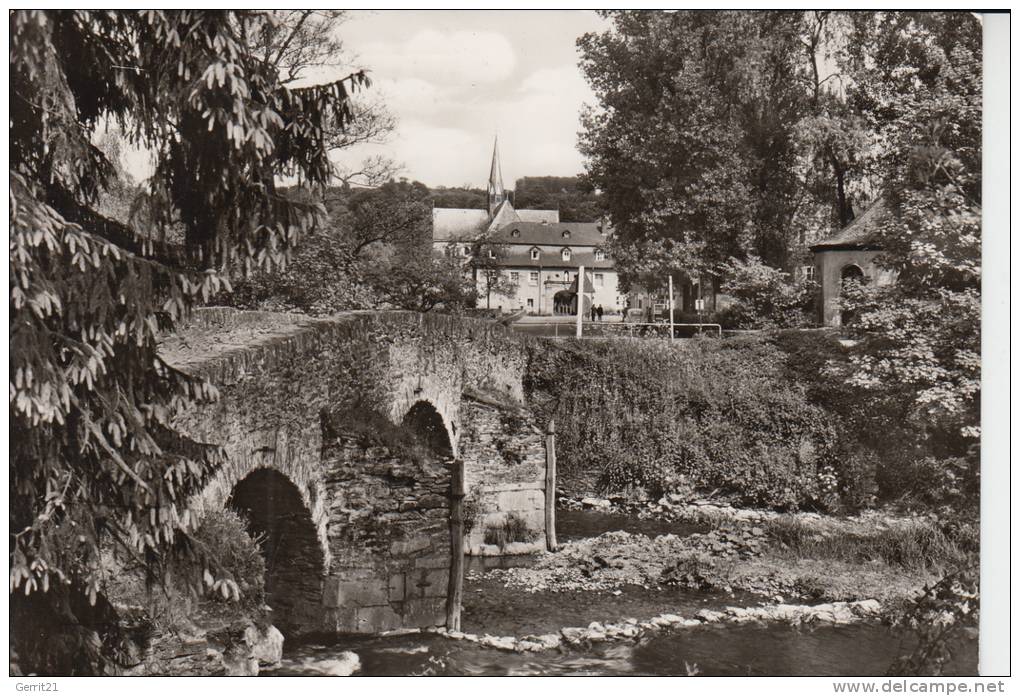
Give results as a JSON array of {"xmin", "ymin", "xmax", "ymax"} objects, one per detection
[
  {"xmin": 162, "ymin": 308, "xmax": 549, "ymax": 634},
  {"xmin": 458, "ymin": 397, "xmax": 547, "ymax": 555},
  {"xmin": 318, "ymin": 433, "xmax": 452, "ymax": 633}
]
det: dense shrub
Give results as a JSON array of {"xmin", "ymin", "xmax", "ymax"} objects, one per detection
[
  {"xmin": 718, "ymin": 255, "xmax": 817, "ymax": 329},
  {"xmin": 187, "ymin": 509, "xmax": 267, "ymax": 612},
  {"xmin": 527, "ymin": 329, "xmax": 975, "ymax": 513},
  {"xmin": 526, "ymin": 336, "xmax": 844, "ymax": 509},
  {"xmin": 483, "ymin": 512, "xmax": 540, "ymax": 549}
]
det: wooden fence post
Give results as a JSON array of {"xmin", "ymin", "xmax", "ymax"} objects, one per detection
[
  {"xmin": 545, "ymin": 420, "xmax": 558, "ymax": 552},
  {"xmin": 446, "ymin": 458, "xmax": 466, "ymax": 632}
]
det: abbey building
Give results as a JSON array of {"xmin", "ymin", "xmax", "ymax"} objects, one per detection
[{"xmin": 431, "ymin": 138, "xmax": 623, "ymax": 315}]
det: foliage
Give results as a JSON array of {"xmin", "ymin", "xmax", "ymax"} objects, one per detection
[
  {"xmin": 529, "ymin": 327, "xmax": 982, "ymax": 512},
  {"xmin": 771, "ymin": 328, "xmax": 975, "ymax": 511},
  {"xmin": 579, "ymin": 11, "xmax": 981, "ymax": 293},
  {"xmin": 247, "ymin": 10, "xmax": 398, "ymax": 188},
  {"xmin": 837, "ymin": 18, "xmax": 982, "ymax": 441},
  {"xmin": 10, "ymin": 9, "xmax": 361, "ymax": 673},
  {"xmin": 429, "ymin": 186, "xmax": 487, "ymax": 210},
  {"xmin": 888, "ymin": 565, "xmax": 979, "ymax": 676},
  {"xmin": 579, "ymin": 11, "xmax": 756, "ymax": 283},
  {"xmin": 230, "ymin": 181, "xmax": 435, "ymax": 314},
  {"xmin": 185, "ymin": 509, "xmax": 266, "ymax": 610},
  {"xmin": 364, "ymin": 246, "xmax": 477, "ymax": 313},
  {"xmin": 512, "ymin": 176, "xmax": 602, "ymax": 223},
  {"xmin": 467, "ymin": 237, "xmax": 519, "ymax": 310},
  {"xmin": 527, "ymin": 337, "xmax": 846, "ymax": 509},
  {"xmin": 461, "ymin": 485, "xmax": 485, "ymax": 537},
  {"xmin": 718, "ymin": 255, "xmax": 817, "ymax": 329},
  {"xmin": 764, "ymin": 516, "xmax": 964, "ymax": 576}
]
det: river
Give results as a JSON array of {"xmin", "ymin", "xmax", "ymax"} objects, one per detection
[{"xmin": 266, "ymin": 509, "xmax": 978, "ymax": 676}]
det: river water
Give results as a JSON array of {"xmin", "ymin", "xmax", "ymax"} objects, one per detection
[{"xmin": 267, "ymin": 509, "xmax": 978, "ymax": 676}]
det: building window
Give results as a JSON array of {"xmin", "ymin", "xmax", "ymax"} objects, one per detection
[
  {"xmin": 487, "ymin": 248, "xmax": 496, "ymax": 258},
  {"xmin": 530, "ymin": 248, "xmax": 540, "ymax": 260},
  {"xmin": 595, "ymin": 249, "xmax": 606, "ymax": 261},
  {"xmin": 460, "ymin": 246, "xmax": 469, "ymax": 257},
  {"xmin": 594, "ymin": 273, "xmax": 604, "ymax": 287},
  {"xmin": 562, "ymin": 230, "xmax": 571, "ymax": 239},
  {"xmin": 511, "ymin": 229, "xmax": 521, "ymax": 238},
  {"xmin": 561, "ymin": 248, "xmax": 571, "ymax": 262},
  {"xmin": 527, "ymin": 298, "xmax": 534, "ymax": 308},
  {"xmin": 801, "ymin": 265, "xmax": 815, "ymax": 281},
  {"xmin": 529, "ymin": 271, "xmax": 539, "ymax": 285},
  {"xmin": 510, "ymin": 271, "xmax": 519, "ymax": 283}
]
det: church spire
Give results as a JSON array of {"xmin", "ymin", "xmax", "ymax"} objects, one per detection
[{"xmin": 487, "ymin": 135, "xmax": 505, "ymax": 216}]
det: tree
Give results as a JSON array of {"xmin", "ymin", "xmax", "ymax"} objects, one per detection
[
  {"xmin": 833, "ymin": 18, "xmax": 982, "ymax": 671},
  {"xmin": 512, "ymin": 176, "xmax": 601, "ymax": 222},
  {"xmin": 718, "ymin": 255, "xmax": 817, "ymax": 329},
  {"xmin": 364, "ymin": 248, "xmax": 477, "ymax": 313},
  {"xmin": 231, "ymin": 180, "xmax": 438, "ymax": 314},
  {"xmin": 467, "ymin": 238, "xmax": 519, "ymax": 310},
  {"xmin": 839, "ymin": 12, "xmax": 982, "ymax": 439},
  {"xmin": 245, "ymin": 10, "xmax": 399, "ymax": 188},
  {"xmin": 10, "ymin": 10, "xmax": 364, "ymax": 673},
  {"xmin": 429, "ymin": 186, "xmax": 488, "ymax": 210},
  {"xmin": 579, "ymin": 11, "xmax": 754, "ymax": 287},
  {"xmin": 579, "ymin": 11, "xmax": 816, "ymax": 286}
]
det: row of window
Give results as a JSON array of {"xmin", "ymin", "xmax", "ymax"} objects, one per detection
[
  {"xmin": 450, "ymin": 245, "xmax": 606, "ymax": 262},
  {"xmin": 529, "ymin": 247, "xmax": 606, "ymax": 262},
  {"xmin": 510, "ymin": 229, "xmax": 576, "ymax": 240},
  {"xmin": 508, "ymin": 271, "xmax": 605, "ymax": 287}
]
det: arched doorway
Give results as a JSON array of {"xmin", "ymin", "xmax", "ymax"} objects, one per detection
[
  {"xmin": 227, "ymin": 469, "xmax": 324, "ymax": 636},
  {"xmin": 402, "ymin": 401, "xmax": 453, "ymax": 457},
  {"xmin": 553, "ymin": 289, "xmax": 577, "ymax": 316},
  {"xmin": 839, "ymin": 264, "xmax": 865, "ymax": 326}
]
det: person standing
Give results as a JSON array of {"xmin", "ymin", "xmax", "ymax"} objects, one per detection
[
  {"xmin": 589, "ymin": 302, "xmax": 597, "ymax": 322},
  {"xmin": 596, "ymin": 305, "xmax": 604, "ymax": 321}
]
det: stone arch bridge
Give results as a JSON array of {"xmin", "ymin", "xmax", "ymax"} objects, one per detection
[{"xmin": 160, "ymin": 308, "xmax": 550, "ymax": 636}]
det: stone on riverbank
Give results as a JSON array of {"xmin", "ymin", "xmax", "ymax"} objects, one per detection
[{"xmin": 316, "ymin": 651, "xmax": 361, "ymax": 676}]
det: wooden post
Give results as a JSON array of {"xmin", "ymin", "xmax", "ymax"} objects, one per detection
[
  {"xmin": 668, "ymin": 274, "xmax": 675, "ymax": 342},
  {"xmin": 446, "ymin": 458, "xmax": 466, "ymax": 632},
  {"xmin": 544, "ymin": 420, "xmax": 558, "ymax": 551},
  {"xmin": 576, "ymin": 265, "xmax": 585, "ymax": 338}
]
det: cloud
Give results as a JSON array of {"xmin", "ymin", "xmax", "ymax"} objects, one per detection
[
  {"xmin": 372, "ymin": 77, "xmax": 449, "ymax": 117},
  {"xmin": 360, "ymin": 29, "xmax": 516, "ymax": 85}
]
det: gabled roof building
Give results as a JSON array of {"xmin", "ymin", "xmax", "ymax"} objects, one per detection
[
  {"xmin": 810, "ymin": 198, "xmax": 897, "ymax": 326},
  {"xmin": 431, "ymin": 138, "xmax": 623, "ymax": 316}
]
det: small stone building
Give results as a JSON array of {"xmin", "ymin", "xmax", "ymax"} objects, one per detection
[{"xmin": 811, "ymin": 198, "xmax": 898, "ymax": 327}]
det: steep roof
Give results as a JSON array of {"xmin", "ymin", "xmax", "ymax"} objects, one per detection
[
  {"xmin": 432, "ymin": 208, "xmax": 489, "ymax": 241},
  {"xmin": 811, "ymin": 198, "xmax": 888, "ymax": 251},
  {"xmin": 486, "ymin": 198, "xmax": 520, "ymax": 232},
  {"xmin": 517, "ymin": 209, "xmax": 560, "ymax": 224},
  {"xmin": 488, "ymin": 136, "xmax": 504, "ymax": 197},
  {"xmin": 489, "ymin": 220, "xmax": 609, "ymax": 247}
]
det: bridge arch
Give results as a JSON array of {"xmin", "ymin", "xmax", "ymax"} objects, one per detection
[
  {"xmin": 168, "ymin": 308, "xmax": 550, "ymax": 635},
  {"xmin": 402, "ymin": 399, "xmax": 454, "ymax": 458},
  {"xmin": 227, "ymin": 468, "xmax": 325, "ymax": 636}
]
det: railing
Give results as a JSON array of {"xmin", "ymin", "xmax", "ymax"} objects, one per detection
[{"xmin": 509, "ymin": 320, "xmax": 723, "ymax": 339}]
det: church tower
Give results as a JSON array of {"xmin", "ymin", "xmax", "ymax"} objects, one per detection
[{"xmin": 487, "ymin": 136, "xmax": 506, "ymax": 216}]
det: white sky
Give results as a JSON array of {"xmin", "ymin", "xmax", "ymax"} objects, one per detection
[
  {"xmin": 115, "ymin": 11, "xmax": 610, "ymax": 189},
  {"xmin": 329, "ymin": 10, "xmax": 611, "ymax": 188}
]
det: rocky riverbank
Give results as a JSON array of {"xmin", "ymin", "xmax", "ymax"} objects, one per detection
[
  {"xmin": 370, "ymin": 597, "xmax": 885, "ymax": 655},
  {"xmin": 124, "ymin": 617, "xmax": 285, "ymax": 676}
]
